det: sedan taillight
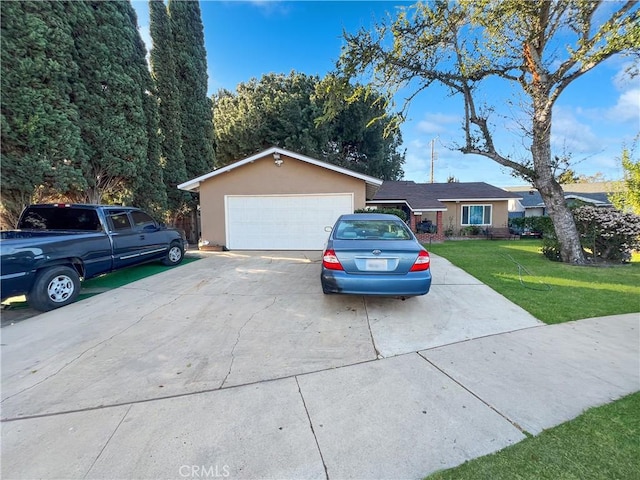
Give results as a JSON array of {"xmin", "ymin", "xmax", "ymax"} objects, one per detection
[
  {"xmin": 322, "ymin": 249, "xmax": 344, "ymax": 270},
  {"xmin": 409, "ymin": 250, "xmax": 430, "ymax": 271}
]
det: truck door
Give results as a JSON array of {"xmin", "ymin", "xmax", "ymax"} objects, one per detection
[
  {"xmin": 129, "ymin": 210, "xmax": 167, "ymax": 261},
  {"xmin": 107, "ymin": 211, "xmax": 146, "ymax": 269}
]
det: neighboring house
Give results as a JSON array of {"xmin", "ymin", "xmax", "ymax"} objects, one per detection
[
  {"xmin": 178, "ymin": 147, "xmax": 382, "ymax": 250},
  {"xmin": 505, "ymin": 183, "xmax": 615, "ymax": 218},
  {"xmin": 368, "ymin": 181, "xmax": 522, "ymax": 241}
]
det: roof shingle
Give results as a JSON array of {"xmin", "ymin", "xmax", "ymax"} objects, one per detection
[{"xmin": 372, "ymin": 181, "xmax": 521, "ymax": 210}]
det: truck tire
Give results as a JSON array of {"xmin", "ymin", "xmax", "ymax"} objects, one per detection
[
  {"xmin": 27, "ymin": 266, "xmax": 81, "ymax": 312},
  {"xmin": 162, "ymin": 241, "xmax": 184, "ymax": 266}
]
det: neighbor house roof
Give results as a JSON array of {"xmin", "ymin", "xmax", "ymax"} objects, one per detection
[
  {"xmin": 177, "ymin": 147, "xmax": 383, "ymax": 198},
  {"xmin": 505, "ymin": 181, "xmax": 622, "ymax": 194},
  {"xmin": 517, "ymin": 190, "xmax": 612, "ymax": 209},
  {"xmin": 370, "ymin": 181, "xmax": 522, "ymax": 212}
]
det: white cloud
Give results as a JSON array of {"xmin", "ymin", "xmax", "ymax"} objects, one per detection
[
  {"xmin": 401, "ymin": 137, "xmax": 520, "ymax": 185},
  {"xmin": 548, "ymin": 104, "xmax": 639, "ymax": 180},
  {"xmin": 575, "ymin": 61, "xmax": 640, "ymax": 123},
  {"xmin": 415, "ymin": 113, "xmax": 460, "ymax": 135},
  {"xmin": 551, "ymin": 106, "xmax": 601, "ymax": 154},
  {"xmin": 612, "ymin": 61, "xmax": 638, "ymax": 91},
  {"xmin": 248, "ymin": 0, "xmax": 292, "ymax": 16},
  {"xmin": 605, "ymin": 88, "xmax": 640, "ymax": 122}
]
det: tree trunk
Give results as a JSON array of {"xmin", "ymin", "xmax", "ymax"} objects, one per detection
[
  {"xmin": 85, "ymin": 186, "xmax": 103, "ymax": 205},
  {"xmin": 531, "ymin": 100, "xmax": 586, "ymax": 264}
]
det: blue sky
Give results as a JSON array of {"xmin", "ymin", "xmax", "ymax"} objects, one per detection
[{"xmin": 132, "ymin": 1, "xmax": 639, "ymax": 187}]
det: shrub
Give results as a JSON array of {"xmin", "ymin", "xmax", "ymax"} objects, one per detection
[
  {"xmin": 461, "ymin": 225, "xmax": 482, "ymax": 236},
  {"xmin": 444, "ymin": 216, "xmax": 456, "ymax": 237},
  {"xmin": 355, "ymin": 208, "xmax": 408, "ymax": 221},
  {"xmin": 541, "ymin": 207, "xmax": 640, "ymax": 263},
  {"xmin": 509, "ymin": 216, "xmax": 554, "ymax": 235},
  {"xmin": 574, "ymin": 206, "xmax": 640, "ymax": 263},
  {"xmin": 541, "ymin": 234, "xmax": 562, "ymax": 262}
]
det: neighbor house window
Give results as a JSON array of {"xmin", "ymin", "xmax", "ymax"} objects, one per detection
[{"xmin": 462, "ymin": 205, "xmax": 492, "ymax": 225}]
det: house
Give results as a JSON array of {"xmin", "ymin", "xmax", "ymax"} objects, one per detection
[
  {"xmin": 177, "ymin": 147, "xmax": 382, "ymax": 250},
  {"xmin": 368, "ymin": 181, "xmax": 522, "ymax": 241},
  {"xmin": 178, "ymin": 147, "xmax": 525, "ymax": 250},
  {"xmin": 505, "ymin": 183, "xmax": 615, "ymax": 217}
]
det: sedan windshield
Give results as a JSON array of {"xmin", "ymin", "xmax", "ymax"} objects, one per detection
[{"xmin": 334, "ymin": 219, "xmax": 412, "ymax": 240}]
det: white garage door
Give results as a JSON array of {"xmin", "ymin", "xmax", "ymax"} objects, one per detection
[{"xmin": 226, "ymin": 194, "xmax": 353, "ymax": 250}]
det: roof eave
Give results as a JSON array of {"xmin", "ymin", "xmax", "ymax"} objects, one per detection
[
  {"xmin": 437, "ymin": 197, "xmax": 520, "ymax": 202},
  {"xmin": 178, "ymin": 180, "xmax": 200, "ymax": 192},
  {"xmin": 366, "ymin": 199, "xmax": 447, "ymax": 212},
  {"xmin": 178, "ymin": 147, "xmax": 383, "ymax": 192}
]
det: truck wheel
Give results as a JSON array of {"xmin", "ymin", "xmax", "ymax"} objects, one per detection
[
  {"xmin": 27, "ymin": 266, "xmax": 81, "ymax": 312},
  {"xmin": 162, "ymin": 242, "xmax": 184, "ymax": 266}
]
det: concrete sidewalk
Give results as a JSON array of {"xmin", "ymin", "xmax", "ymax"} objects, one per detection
[
  {"xmin": 2, "ymin": 314, "xmax": 638, "ymax": 480},
  {"xmin": 1, "ymin": 252, "xmax": 638, "ymax": 479}
]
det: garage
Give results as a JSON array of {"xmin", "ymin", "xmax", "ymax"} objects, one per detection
[
  {"xmin": 178, "ymin": 147, "xmax": 383, "ymax": 251},
  {"xmin": 226, "ymin": 194, "xmax": 353, "ymax": 250}
]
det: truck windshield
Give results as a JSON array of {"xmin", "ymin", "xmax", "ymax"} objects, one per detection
[{"xmin": 19, "ymin": 207, "xmax": 102, "ymax": 231}]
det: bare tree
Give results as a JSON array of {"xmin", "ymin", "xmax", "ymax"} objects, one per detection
[{"xmin": 338, "ymin": 0, "xmax": 639, "ymax": 263}]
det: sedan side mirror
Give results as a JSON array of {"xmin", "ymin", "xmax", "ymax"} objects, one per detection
[{"xmin": 324, "ymin": 226, "xmax": 333, "ymax": 232}]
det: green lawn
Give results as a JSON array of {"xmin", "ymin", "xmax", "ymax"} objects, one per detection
[
  {"xmin": 423, "ymin": 239, "xmax": 639, "ymax": 479},
  {"xmin": 426, "ymin": 239, "xmax": 640, "ymax": 324},
  {"xmin": 426, "ymin": 391, "xmax": 640, "ymax": 480}
]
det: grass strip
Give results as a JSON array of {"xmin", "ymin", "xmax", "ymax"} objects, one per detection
[
  {"xmin": 1, "ymin": 256, "xmax": 200, "ymax": 309},
  {"xmin": 426, "ymin": 240, "xmax": 640, "ymax": 324},
  {"xmin": 425, "ymin": 391, "xmax": 640, "ymax": 480},
  {"xmin": 81, "ymin": 255, "xmax": 198, "ymax": 290}
]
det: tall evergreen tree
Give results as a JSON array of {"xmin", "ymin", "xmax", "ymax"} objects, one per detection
[
  {"xmin": 167, "ymin": 0, "xmax": 215, "ymax": 178},
  {"xmin": 317, "ymin": 76, "xmax": 405, "ymax": 180},
  {"xmin": 1, "ymin": 1, "xmax": 86, "ymax": 227},
  {"xmin": 133, "ymin": 84, "xmax": 167, "ymax": 216},
  {"xmin": 213, "ymin": 73, "xmax": 326, "ymax": 162},
  {"xmin": 212, "ymin": 72, "xmax": 405, "ymax": 180},
  {"xmin": 1, "ymin": 0, "xmax": 165, "ymax": 225},
  {"xmin": 149, "ymin": 0, "xmax": 189, "ymax": 221},
  {"xmin": 130, "ymin": 5, "xmax": 167, "ymax": 215},
  {"xmin": 70, "ymin": 0, "xmax": 159, "ymax": 204}
]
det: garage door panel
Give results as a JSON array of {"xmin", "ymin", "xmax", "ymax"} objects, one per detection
[{"xmin": 226, "ymin": 194, "xmax": 353, "ymax": 250}]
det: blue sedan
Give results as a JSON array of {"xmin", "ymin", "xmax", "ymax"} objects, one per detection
[{"xmin": 320, "ymin": 213, "xmax": 432, "ymax": 297}]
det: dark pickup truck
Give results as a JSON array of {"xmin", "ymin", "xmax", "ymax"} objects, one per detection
[{"xmin": 0, "ymin": 204, "xmax": 187, "ymax": 311}]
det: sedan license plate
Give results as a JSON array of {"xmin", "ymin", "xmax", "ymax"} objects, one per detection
[{"xmin": 365, "ymin": 258, "xmax": 387, "ymax": 271}]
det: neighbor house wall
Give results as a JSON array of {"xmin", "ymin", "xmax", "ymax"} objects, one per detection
[
  {"xmin": 441, "ymin": 201, "xmax": 510, "ymax": 234},
  {"xmin": 525, "ymin": 207, "xmax": 546, "ymax": 217},
  {"xmin": 414, "ymin": 211, "xmax": 445, "ymax": 243},
  {"xmin": 365, "ymin": 205, "xmax": 445, "ymax": 242},
  {"xmin": 197, "ymin": 153, "xmax": 367, "ymax": 248}
]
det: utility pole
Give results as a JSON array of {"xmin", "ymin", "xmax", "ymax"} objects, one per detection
[{"xmin": 430, "ymin": 138, "xmax": 438, "ymax": 183}]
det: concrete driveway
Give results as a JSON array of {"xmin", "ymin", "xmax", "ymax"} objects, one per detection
[
  {"xmin": 1, "ymin": 252, "xmax": 541, "ymax": 417},
  {"xmin": 2, "ymin": 252, "xmax": 638, "ymax": 479}
]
